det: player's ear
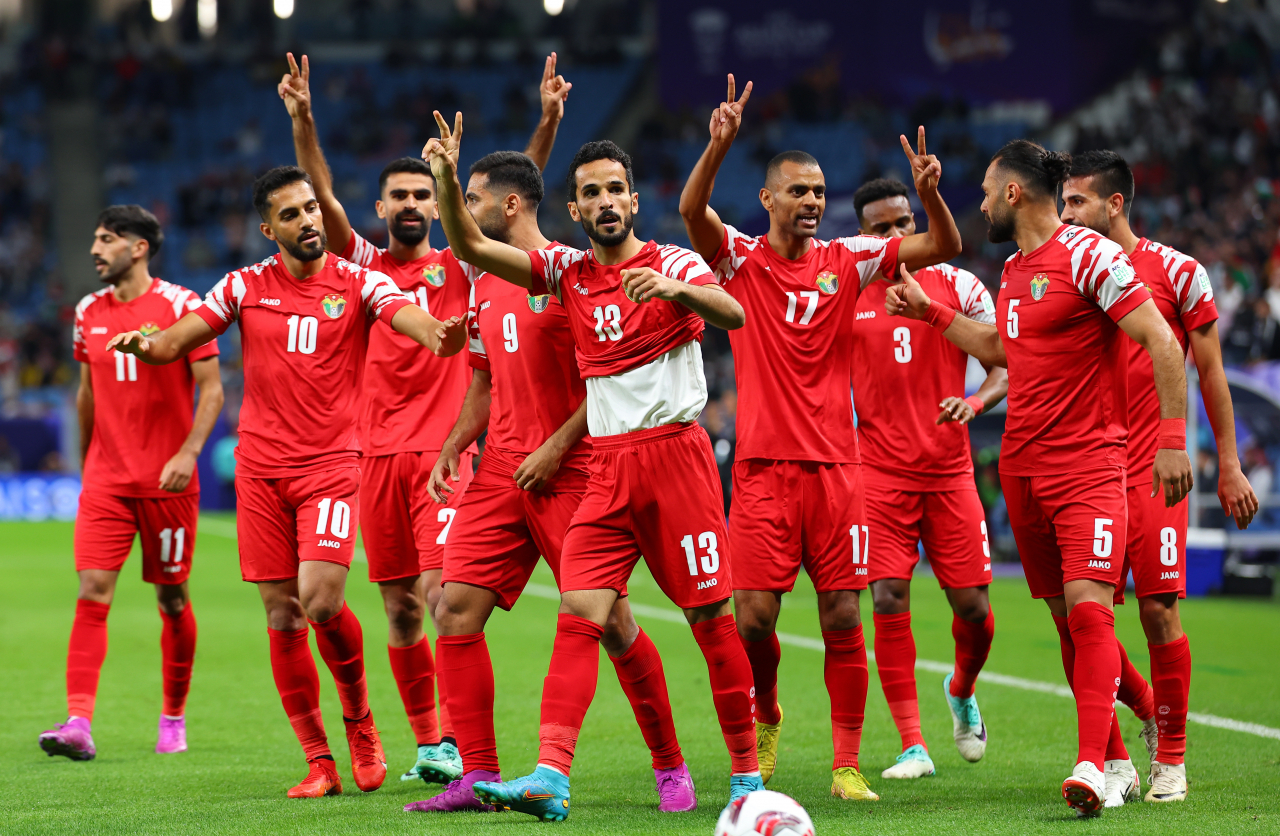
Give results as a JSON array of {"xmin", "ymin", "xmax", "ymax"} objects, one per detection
[
  {"xmin": 505, "ymin": 194, "xmax": 520, "ymax": 218},
  {"xmin": 375, "ymin": 199, "xmax": 387, "ymax": 220},
  {"xmin": 133, "ymin": 237, "xmax": 149, "ymax": 263},
  {"xmin": 567, "ymin": 202, "xmax": 580, "ymax": 222},
  {"xmin": 759, "ymin": 187, "xmax": 772, "ymax": 212},
  {"xmin": 1110, "ymin": 193, "xmax": 1125, "ymax": 220},
  {"xmin": 260, "ymin": 221, "xmax": 276, "ymax": 242},
  {"xmin": 631, "ymin": 190, "xmax": 639, "ymax": 214}
]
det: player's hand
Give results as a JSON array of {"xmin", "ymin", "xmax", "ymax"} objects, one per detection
[
  {"xmin": 106, "ymin": 330, "xmax": 152, "ymax": 357},
  {"xmin": 428, "ymin": 446, "xmax": 462, "ymax": 504},
  {"xmin": 885, "ymin": 263, "xmax": 932, "ymax": 319},
  {"xmin": 621, "ymin": 267, "xmax": 682, "ymax": 304},
  {"xmin": 539, "ymin": 52, "xmax": 572, "ymax": 123},
  {"xmin": 901, "ymin": 126, "xmax": 942, "ymax": 196},
  {"xmin": 514, "ymin": 443, "xmax": 562, "ymax": 492},
  {"xmin": 159, "ymin": 450, "xmax": 197, "ymax": 493},
  {"xmin": 936, "ymin": 396, "xmax": 977, "ymax": 425},
  {"xmin": 708, "ymin": 74, "xmax": 752, "ymax": 146},
  {"xmin": 1218, "ymin": 461, "xmax": 1259, "ymax": 529},
  {"xmin": 422, "ymin": 111, "xmax": 463, "ymax": 181},
  {"xmin": 278, "ymin": 53, "xmax": 312, "ymax": 120},
  {"xmin": 1152, "ymin": 449, "xmax": 1194, "ymax": 508},
  {"xmin": 433, "ymin": 315, "xmax": 467, "ymax": 357}
]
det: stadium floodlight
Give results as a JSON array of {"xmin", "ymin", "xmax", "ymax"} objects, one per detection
[
  {"xmin": 197, "ymin": 0, "xmax": 217, "ymax": 36},
  {"xmin": 275, "ymin": 0, "xmax": 295, "ymax": 18},
  {"xmin": 544, "ymin": 0, "xmax": 564, "ymax": 15},
  {"xmin": 150, "ymin": 0, "xmax": 172, "ymax": 22}
]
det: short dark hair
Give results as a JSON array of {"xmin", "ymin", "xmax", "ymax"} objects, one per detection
[
  {"xmin": 1069, "ymin": 149, "xmax": 1135, "ymax": 216},
  {"xmin": 470, "ymin": 151, "xmax": 544, "ymax": 207},
  {"xmin": 765, "ymin": 150, "xmax": 820, "ymax": 186},
  {"xmin": 378, "ymin": 157, "xmax": 435, "ymax": 194},
  {"xmin": 96, "ymin": 205, "xmax": 163, "ymax": 260},
  {"xmin": 990, "ymin": 139, "xmax": 1071, "ymax": 199},
  {"xmin": 853, "ymin": 178, "xmax": 909, "ymax": 223},
  {"xmin": 252, "ymin": 165, "xmax": 313, "ymax": 220},
  {"xmin": 565, "ymin": 140, "xmax": 634, "ymax": 201}
]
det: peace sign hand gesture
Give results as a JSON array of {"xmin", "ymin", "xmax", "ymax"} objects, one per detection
[
  {"xmin": 278, "ymin": 52, "xmax": 312, "ymax": 121},
  {"xmin": 421, "ymin": 111, "xmax": 463, "ymax": 181},
  {"xmin": 900, "ymin": 126, "xmax": 942, "ymax": 197},
  {"xmin": 540, "ymin": 52, "xmax": 572, "ymax": 123},
  {"xmin": 709, "ymin": 74, "xmax": 753, "ymax": 147}
]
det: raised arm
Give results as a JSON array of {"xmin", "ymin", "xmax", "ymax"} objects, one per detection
[
  {"xmin": 107, "ymin": 313, "xmax": 220, "ymax": 366},
  {"xmin": 679, "ymin": 74, "xmax": 753, "ymax": 263},
  {"xmin": 390, "ymin": 305, "xmax": 468, "ymax": 357},
  {"xmin": 76, "ymin": 363, "xmax": 93, "ymax": 468},
  {"xmin": 523, "ymin": 53, "xmax": 572, "ymax": 172},
  {"xmin": 1188, "ymin": 321, "xmax": 1257, "ymax": 527},
  {"xmin": 887, "ymin": 264, "xmax": 1005, "ymax": 367},
  {"xmin": 159, "ymin": 356, "xmax": 224, "ymax": 493},
  {"xmin": 621, "ymin": 268, "xmax": 745, "ymax": 330},
  {"xmin": 1116, "ymin": 300, "xmax": 1195, "ymax": 506},
  {"xmin": 423, "ymin": 112, "xmax": 535, "ymax": 288},
  {"xmin": 894, "ymin": 127, "xmax": 964, "ymax": 272},
  {"xmin": 280, "ymin": 53, "xmax": 354, "ymax": 257},
  {"xmin": 428, "ymin": 369, "xmax": 492, "ymax": 503}
]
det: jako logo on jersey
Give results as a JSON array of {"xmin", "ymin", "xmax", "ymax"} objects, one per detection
[
  {"xmin": 697, "ymin": 578, "xmax": 718, "ymax": 590},
  {"xmin": 90, "ymin": 326, "xmax": 109, "ymax": 334},
  {"xmin": 528, "ymin": 294, "xmax": 552, "ymax": 314},
  {"xmin": 259, "ymin": 297, "xmax": 282, "ymax": 306},
  {"xmin": 422, "ymin": 264, "xmax": 446, "ymax": 288},
  {"xmin": 318, "ymin": 539, "xmax": 342, "ymax": 549},
  {"xmin": 139, "ymin": 321, "xmax": 161, "ymax": 336},
  {"xmin": 855, "ymin": 310, "xmax": 875, "ymax": 320},
  {"xmin": 1088, "ymin": 559, "xmax": 1111, "ymax": 569},
  {"xmin": 1030, "ymin": 274, "xmax": 1050, "ymax": 301},
  {"xmin": 1161, "ymin": 571, "xmax": 1180, "ymax": 580},
  {"xmin": 816, "ymin": 271, "xmax": 839, "ymax": 295},
  {"xmin": 322, "ymin": 294, "xmax": 346, "ymax": 319}
]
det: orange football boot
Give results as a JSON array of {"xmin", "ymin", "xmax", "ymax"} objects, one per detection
[
  {"xmin": 287, "ymin": 758, "xmax": 343, "ymax": 798},
  {"xmin": 345, "ymin": 713, "xmax": 387, "ymax": 792}
]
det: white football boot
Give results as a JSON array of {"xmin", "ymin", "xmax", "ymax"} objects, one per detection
[
  {"xmin": 880, "ymin": 745, "xmax": 936, "ymax": 779},
  {"xmin": 1103, "ymin": 758, "xmax": 1140, "ymax": 808},
  {"xmin": 1145, "ymin": 762, "xmax": 1188, "ymax": 802},
  {"xmin": 1062, "ymin": 761, "xmax": 1106, "ymax": 817}
]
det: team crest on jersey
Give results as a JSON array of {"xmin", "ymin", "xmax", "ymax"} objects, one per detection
[
  {"xmin": 322, "ymin": 294, "xmax": 346, "ymax": 319},
  {"xmin": 815, "ymin": 271, "xmax": 839, "ymax": 295},
  {"xmin": 422, "ymin": 264, "xmax": 446, "ymax": 288},
  {"xmin": 1030, "ymin": 274, "xmax": 1050, "ymax": 301},
  {"xmin": 138, "ymin": 321, "xmax": 161, "ymax": 336},
  {"xmin": 528, "ymin": 294, "xmax": 552, "ymax": 314}
]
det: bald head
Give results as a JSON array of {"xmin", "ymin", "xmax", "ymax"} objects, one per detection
[{"xmin": 765, "ymin": 150, "xmax": 820, "ymax": 189}]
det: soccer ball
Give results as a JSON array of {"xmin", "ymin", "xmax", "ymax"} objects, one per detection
[{"xmin": 714, "ymin": 790, "xmax": 815, "ymax": 836}]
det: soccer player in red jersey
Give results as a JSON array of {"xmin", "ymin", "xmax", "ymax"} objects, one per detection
[
  {"xmin": 280, "ymin": 52, "xmax": 571, "ymax": 782},
  {"xmin": 423, "ymin": 113, "xmax": 754, "ymax": 819},
  {"xmin": 849, "ymin": 178, "xmax": 1009, "ymax": 780},
  {"xmin": 1061, "ymin": 150, "xmax": 1258, "ymax": 803},
  {"xmin": 402, "ymin": 150, "xmax": 692, "ymax": 814},
  {"xmin": 886, "ymin": 139, "xmax": 1195, "ymax": 816},
  {"xmin": 107, "ymin": 166, "xmax": 467, "ymax": 798},
  {"xmin": 39, "ymin": 206, "xmax": 223, "ymax": 762},
  {"xmin": 678, "ymin": 77, "xmax": 962, "ymax": 801}
]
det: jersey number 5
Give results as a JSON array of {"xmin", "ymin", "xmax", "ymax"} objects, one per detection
[
  {"xmin": 1006, "ymin": 299, "xmax": 1020, "ymax": 339},
  {"xmin": 594, "ymin": 305, "xmax": 623, "ymax": 342}
]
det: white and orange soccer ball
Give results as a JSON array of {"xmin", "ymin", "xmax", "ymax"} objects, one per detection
[{"xmin": 714, "ymin": 790, "xmax": 815, "ymax": 836}]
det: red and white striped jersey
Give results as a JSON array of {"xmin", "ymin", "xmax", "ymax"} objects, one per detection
[
  {"xmin": 1125, "ymin": 237, "xmax": 1218, "ymax": 475},
  {"xmin": 997, "ymin": 224, "xmax": 1151, "ymax": 477},
  {"xmin": 195, "ymin": 253, "xmax": 411, "ymax": 477},
  {"xmin": 710, "ymin": 224, "xmax": 902, "ymax": 464},
  {"xmin": 75, "ymin": 278, "xmax": 219, "ymax": 497},
  {"xmin": 853, "ymin": 263, "xmax": 995, "ymax": 491}
]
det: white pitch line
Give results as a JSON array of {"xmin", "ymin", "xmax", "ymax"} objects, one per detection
[{"xmin": 199, "ymin": 516, "xmax": 1280, "ymax": 742}]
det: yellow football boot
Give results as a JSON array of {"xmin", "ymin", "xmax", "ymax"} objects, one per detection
[
  {"xmin": 831, "ymin": 766, "xmax": 880, "ymax": 801},
  {"xmin": 756, "ymin": 707, "xmax": 783, "ymax": 784}
]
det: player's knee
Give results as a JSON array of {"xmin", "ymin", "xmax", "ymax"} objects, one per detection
[
  {"xmin": 601, "ymin": 607, "xmax": 639, "ymax": 657},
  {"xmin": 735, "ymin": 612, "xmax": 775, "ymax": 642},
  {"xmin": 155, "ymin": 592, "xmax": 188, "ymax": 618},
  {"xmin": 77, "ymin": 573, "xmax": 115, "ymax": 603},
  {"xmin": 1137, "ymin": 595, "xmax": 1181, "ymax": 642},
  {"xmin": 870, "ymin": 581, "xmax": 909, "ymax": 614},
  {"xmin": 950, "ymin": 590, "xmax": 990, "ymax": 622},
  {"xmin": 818, "ymin": 594, "xmax": 861, "ymax": 632}
]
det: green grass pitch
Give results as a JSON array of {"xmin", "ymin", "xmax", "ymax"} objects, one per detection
[{"xmin": 2, "ymin": 516, "xmax": 1278, "ymax": 835}]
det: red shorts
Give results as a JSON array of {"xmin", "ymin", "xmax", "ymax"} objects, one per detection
[
  {"xmin": 1000, "ymin": 466, "xmax": 1127, "ymax": 599},
  {"xmin": 1119, "ymin": 483, "xmax": 1187, "ymax": 602},
  {"xmin": 560, "ymin": 423, "xmax": 731, "ymax": 609},
  {"xmin": 443, "ymin": 455, "xmax": 588, "ymax": 611},
  {"xmin": 236, "ymin": 466, "xmax": 361, "ymax": 583},
  {"xmin": 360, "ymin": 451, "xmax": 475, "ymax": 582},
  {"xmin": 74, "ymin": 490, "xmax": 199, "ymax": 584},
  {"xmin": 729, "ymin": 459, "xmax": 867, "ymax": 592},
  {"xmin": 864, "ymin": 483, "xmax": 993, "ymax": 589}
]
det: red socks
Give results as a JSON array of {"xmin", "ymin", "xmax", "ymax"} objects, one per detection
[
  {"xmin": 1117, "ymin": 639, "xmax": 1154, "ymax": 721},
  {"xmin": 310, "ymin": 603, "xmax": 370, "ymax": 721},
  {"xmin": 1066, "ymin": 602, "xmax": 1121, "ymax": 770},
  {"xmin": 159, "ymin": 604, "xmax": 197, "ymax": 717},
  {"xmin": 387, "ymin": 637, "xmax": 439, "ymax": 744},
  {"xmin": 609, "ymin": 627, "xmax": 683, "ymax": 769},
  {"xmin": 1149, "ymin": 634, "xmax": 1191, "ymax": 765},
  {"xmin": 438, "ymin": 632, "xmax": 499, "ymax": 773},
  {"xmin": 693, "ymin": 615, "xmax": 758, "ymax": 775},
  {"xmin": 740, "ymin": 633, "xmax": 782, "ymax": 725},
  {"xmin": 436, "ymin": 638, "xmax": 455, "ymax": 741},
  {"xmin": 66, "ymin": 599, "xmax": 110, "ymax": 720},
  {"xmin": 538, "ymin": 614, "xmax": 604, "ymax": 776},
  {"xmin": 950, "ymin": 609, "xmax": 994, "ymax": 698},
  {"xmin": 268, "ymin": 626, "xmax": 330, "ymax": 761},
  {"xmin": 824, "ymin": 626, "xmax": 869, "ymax": 770},
  {"xmin": 873, "ymin": 612, "xmax": 923, "ymax": 751}
]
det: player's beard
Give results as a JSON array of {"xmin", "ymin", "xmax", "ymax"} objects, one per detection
[
  {"xmin": 1070, "ymin": 212, "xmax": 1109, "ymax": 237},
  {"xmin": 284, "ymin": 227, "xmax": 328, "ymax": 261},
  {"xmin": 474, "ymin": 206, "xmax": 511, "ymax": 245},
  {"xmin": 582, "ymin": 209, "xmax": 632, "ymax": 248},
  {"xmin": 985, "ymin": 204, "xmax": 1016, "ymax": 244},
  {"xmin": 390, "ymin": 210, "xmax": 429, "ymax": 247},
  {"xmin": 95, "ymin": 254, "xmax": 131, "ymax": 285}
]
